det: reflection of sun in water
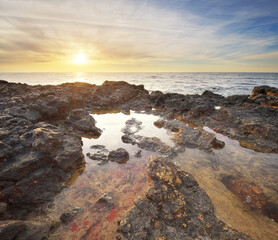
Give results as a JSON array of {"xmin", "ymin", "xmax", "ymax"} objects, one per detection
[{"xmin": 73, "ymin": 53, "xmax": 88, "ymax": 64}]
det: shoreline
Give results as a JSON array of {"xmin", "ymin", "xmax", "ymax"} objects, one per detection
[{"xmin": 0, "ymin": 80, "xmax": 277, "ymax": 239}]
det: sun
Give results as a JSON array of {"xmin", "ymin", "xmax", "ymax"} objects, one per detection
[{"xmin": 73, "ymin": 53, "xmax": 88, "ymax": 64}]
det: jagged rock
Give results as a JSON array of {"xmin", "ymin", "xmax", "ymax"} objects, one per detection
[
  {"xmin": 108, "ymin": 148, "xmax": 129, "ymax": 164},
  {"xmin": 66, "ymin": 109, "xmax": 102, "ymax": 137},
  {"xmin": 0, "ymin": 202, "xmax": 7, "ymax": 214},
  {"xmin": 118, "ymin": 156, "xmax": 251, "ymax": 240},
  {"xmin": 121, "ymin": 135, "xmax": 136, "ymax": 145},
  {"xmin": 97, "ymin": 192, "xmax": 114, "ymax": 206},
  {"xmin": 0, "ymin": 220, "xmax": 53, "ymax": 240},
  {"xmin": 0, "ymin": 123, "xmax": 84, "ymax": 219},
  {"xmin": 60, "ymin": 207, "xmax": 84, "ymax": 224},
  {"xmin": 121, "ymin": 118, "xmax": 143, "ymax": 135},
  {"xmin": 137, "ymin": 137, "xmax": 174, "ymax": 156},
  {"xmin": 134, "ymin": 150, "xmax": 142, "ymax": 158}
]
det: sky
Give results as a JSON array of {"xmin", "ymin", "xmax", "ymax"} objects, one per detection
[{"xmin": 0, "ymin": 0, "xmax": 278, "ymax": 72}]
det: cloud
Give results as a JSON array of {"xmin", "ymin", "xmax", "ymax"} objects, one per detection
[
  {"xmin": 241, "ymin": 51, "xmax": 278, "ymax": 60},
  {"xmin": 0, "ymin": 0, "xmax": 277, "ymax": 70}
]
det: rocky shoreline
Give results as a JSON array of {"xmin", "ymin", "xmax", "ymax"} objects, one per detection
[{"xmin": 0, "ymin": 80, "xmax": 277, "ymax": 239}]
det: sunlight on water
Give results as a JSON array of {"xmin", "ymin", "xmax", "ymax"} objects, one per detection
[{"xmin": 1, "ymin": 72, "xmax": 277, "ymax": 96}]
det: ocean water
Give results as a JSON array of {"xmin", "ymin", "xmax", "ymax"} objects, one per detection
[{"xmin": 0, "ymin": 72, "xmax": 277, "ymax": 96}]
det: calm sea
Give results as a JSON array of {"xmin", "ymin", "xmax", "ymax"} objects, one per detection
[{"xmin": 0, "ymin": 72, "xmax": 277, "ymax": 97}]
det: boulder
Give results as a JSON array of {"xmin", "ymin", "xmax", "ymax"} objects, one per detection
[
  {"xmin": 108, "ymin": 148, "xmax": 129, "ymax": 164},
  {"xmin": 66, "ymin": 109, "xmax": 102, "ymax": 137},
  {"xmin": 118, "ymin": 156, "xmax": 251, "ymax": 240}
]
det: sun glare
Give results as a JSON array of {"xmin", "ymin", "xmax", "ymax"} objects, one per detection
[{"xmin": 73, "ymin": 53, "xmax": 88, "ymax": 64}]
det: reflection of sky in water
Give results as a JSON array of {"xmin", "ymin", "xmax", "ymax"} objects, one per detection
[
  {"xmin": 48, "ymin": 112, "xmax": 174, "ymax": 239},
  {"xmin": 82, "ymin": 111, "xmax": 173, "ymax": 161}
]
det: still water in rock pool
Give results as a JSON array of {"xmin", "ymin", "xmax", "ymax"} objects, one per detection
[
  {"xmin": 48, "ymin": 111, "xmax": 174, "ymax": 240},
  {"xmin": 47, "ymin": 112, "xmax": 277, "ymax": 240}
]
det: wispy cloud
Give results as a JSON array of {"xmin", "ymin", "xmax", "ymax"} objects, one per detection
[{"xmin": 0, "ymin": 0, "xmax": 277, "ymax": 71}]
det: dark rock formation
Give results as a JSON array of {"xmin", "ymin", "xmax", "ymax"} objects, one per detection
[
  {"xmin": 0, "ymin": 80, "xmax": 277, "ymax": 239},
  {"xmin": 221, "ymin": 174, "xmax": 278, "ymax": 223},
  {"xmin": 60, "ymin": 207, "xmax": 84, "ymax": 224},
  {"xmin": 137, "ymin": 137, "xmax": 174, "ymax": 156},
  {"xmin": 150, "ymin": 85, "xmax": 278, "ymax": 153},
  {"xmin": 0, "ymin": 123, "xmax": 84, "ymax": 219},
  {"xmin": 108, "ymin": 148, "xmax": 129, "ymax": 164},
  {"xmin": 0, "ymin": 220, "xmax": 55, "ymax": 240},
  {"xmin": 118, "ymin": 156, "xmax": 251, "ymax": 240},
  {"xmin": 66, "ymin": 109, "xmax": 102, "ymax": 137}
]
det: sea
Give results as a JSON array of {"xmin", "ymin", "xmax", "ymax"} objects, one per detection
[{"xmin": 0, "ymin": 72, "xmax": 277, "ymax": 97}]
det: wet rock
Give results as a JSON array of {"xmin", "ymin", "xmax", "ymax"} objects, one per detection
[
  {"xmin": 97, "ymin": 192, "xmax": 114, "ymax": 206},
  {"xmin": 210, "ymin": 137, "xmax": 225, "ymax": 149},
  {"xmin": 66, "ymin": 109, "xmax": 102, "ymax": 137},
  {"xmin": 118, "ymin": 156, "xmax": 251, "ymax": 240},
  {"xmin": 121, "ymin": 135, "xmax": 136, "ymax": 145},
  {"xmin": 137, "ymin": 137, "xmax": 174, "ymax": 156},
  {"xmin": 90, "ymin": 144, "xmax": 106, "ymax": 150},
  {"xmin": 87, "ymin": 145, "xmax": 109, "ymax": 164},
  {"xmin": 0, "ymin": 122, "xmax": 84, "ymax": 219},
  {"xmin": 153, "ymin": 120, "xmax": 165, "ymax": 128},
  {"xmin": 250, "ymin": 85, "xmax": 278, "ymax": 98},
  {"xmin": 108, "ymin": 148, "xmax": 129, "ymax": 164},
  {"xmin": 121, "ymin": 118, "xmax": 143, "ymax": 135},
  {"xmin": 134, "ymin": 150, "xmax": 142, "ymax": 158},
  {"xmin": 0, "ymin": 220, "xmax": 53, "ymax": 240},
  {"xmin": 0, "ymin": 202, "xmax": 7, "ymax": 214},
  {"xmin": 221, "ymin": 174, "xmax": 278, "ymax": 223},
  {"xmin": 87, "ymin": 152, "xmax": 108, "ymax": 165},
  {"xmin": 60, "ymin": 207, "xmax": 84, "ymax": 224}
]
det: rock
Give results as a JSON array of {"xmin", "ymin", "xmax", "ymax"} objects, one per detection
[
  {"xmin": 97, "ymin": 192, "xmax": 114, "ymax": 206},
  {"xmin": 0, "ymin": 202, "xmax": 7, "ymax": 214},
  {"xmin": 221, "ymin": 174, "xmax": 278, "ymax": 223},
  {"xmin": 121, "ymin": 135, "xmax": 136, "ymax": 145},
  {"xmin": 87, "ymin": 152, "xmax": 108, "ymax": 164},
  {"xmin": 134, "ymin": 150, "xmax": 142, "ymax": 158},
  {"xmin": 118, "ymin": 156, "xmax": 251, "ymax": 240},
  {"xmin": 153, "ymin": 120, "xmax": 165, "ymax": 128},
  {"xmin": 121, "ymin": 118, "xmax": 142, "ymax": 135},
  {"xmin": 60, "ymin": 207, "xmax": 84, "ymax": 224},
  {"xmin": 90, "ymin": 144, "xmax": 106, "ymax": 150},
  {"xmin": 91, "ymin": 81, "xmax": 149, "ymax": 108},
  {"xmin": 108, "ymin": 148, "xmax": 129, "ymax": 164},
  {"xmin": 137, "ymin": 137, "xmax": 174, "ymax": 156},
  {"xmin": 30, "ymin": 95, "xmax": 70, "ymax": 120},
  {"xmin": 87, "ymin": 145, "xmax": 109, "ymax": 164},
  {"xmin": 210, "ymin": 137, "xmax": 225, "ymax": 149},
  {"xmin": 0, "ymin": 220, "xmax": 53, "ymax": 240},
  {"xmin": 0, "ymin": 122, "xmax": 84, "ymax": 219},
  {"xmin": 66, "ymin": 109, "xmax": 102, "ymax": 137},
  {"xmin": 250, "ymin": 85, "xmax": 278, "ymax": 98}
]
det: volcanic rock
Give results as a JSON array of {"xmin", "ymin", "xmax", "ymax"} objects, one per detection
[{"xmin": 108, "ymin": 148, "xmax": 129, "ymax": 164}]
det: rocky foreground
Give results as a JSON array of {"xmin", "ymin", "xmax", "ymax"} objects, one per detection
[{"xmin": 0, "ymin": 80, "xmax": 277, "ymax": 239}]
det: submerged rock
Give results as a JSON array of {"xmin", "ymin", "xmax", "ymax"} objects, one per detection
[
  {"xmin": 87, "ymin": 145, "xmax": 109, "ymax": 164},
  {"xmin": 108, "ymin": 148, "xmax": 129, "ymax": 164},
  {"xmin": 221, "ymin": 174, "xmax": 278, "ymax": 223},
  {"xmin": 0, "ymin": 220, "xmax": 54, "ymax": 240},
  {"xmin": 118, "ymin": 156, "xmax": 251, "ymax": 240},
  {"xmin": 60, "ymin": 207, "xmax": 84, "ymax": 224},
  {"xmin": 138, "ymin": 137, "xmax": 174, "ymax": 156}
]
